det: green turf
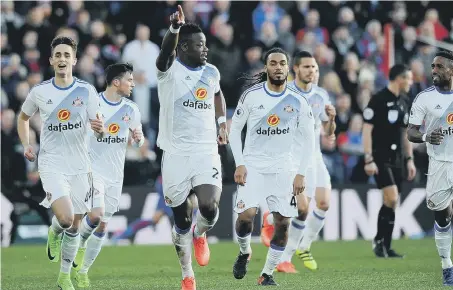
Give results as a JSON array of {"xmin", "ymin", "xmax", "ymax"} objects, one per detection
[{"xmin": 1, "ymin": 238, "xmax": 447, "ymax": 289}]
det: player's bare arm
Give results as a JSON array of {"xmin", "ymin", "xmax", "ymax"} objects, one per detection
[
  {"xmin": 407, "ymin": 123, "xmax": 444, "ymax": 145},
  {"xmin": 402, "ymin": 127, "xmax": 416, "ymax": 180},
  {"xmin": 156, "ymin": 5, "xmax": 185, "ymax": 72},
  {"xmin": 362, "ymin": 123, "xmax": 378, "ymax": 176},
  {"xmin": 322, "ymin": 104, "xmax": 336, "ymax": 136},
  {"xmin": 17, "ymin": 111, "xmax": 37, "ymax": 162},
  {"xmin": 215, "ymin": 89, "xmax": 228, "ymax": 144}
]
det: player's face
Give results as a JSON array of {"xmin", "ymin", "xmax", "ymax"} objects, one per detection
[
  {"xmin": 432, "ymin": 56, "xmax": 452, "ymax": 87},
  {"xmin": 399, "ymin": 71, "xmax": 413, "ymax": 94},
  {"xmin": 265, "ymin": 53, "xmax": 289, "ymax": 86},
  {"xmin": 187, "ymin": 32, "xmax": 208, "ymax": 66},
  {"xmin": 294, "ymin": 57, "xmax": 316, "ymax": 84},
  {"xmin": 114, "ymin": 72, "xmax": 135, "ymax": 97},
  {"xmin": 49, "ymin": 44, "xmax": 77, "ymax": 76}
]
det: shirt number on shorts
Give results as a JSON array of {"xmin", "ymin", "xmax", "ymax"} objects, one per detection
[
  {"xmin": 290, "ymin": 196, "xmax": 297, "ymax": 208},
  {"xmin": 212, "ymin": 167, "xmax": 219, "ymax": 179}
]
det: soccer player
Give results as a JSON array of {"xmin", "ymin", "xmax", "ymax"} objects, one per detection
[
  {"xmin": 16, "ymin": 36, "xmax": 104, "ymax": 290},
  {"xmin": 260, "ymin": 52, "xmax": 336, "ymax": 273},
  {"xmin": 71, "ymin": 62, "xmax": 144, "ymax": 287},
  {"xmin": 155, "ymin": 5, "xmax": 228, "ymax": 290},
  {"xmin": 407, "ymin": 50, "xmax": 453, "ymax": 286},
  {"xmin": 363, "ymin": 64, "xmax": 416, "ymax": 258},
  {"xmin": 229, "ymin": 47, "xmax": 315, "ymax": 286}
]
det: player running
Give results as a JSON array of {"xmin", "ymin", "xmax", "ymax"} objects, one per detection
[
  {"xmin": 155, "ymin": 5, "xmax": 228, "ymax": 290},
  {"xmin": 260, "ymin": 52, "xmax": 336, "ymax": 273},
  {"xmin": 70, "ymin": 63, "xmax": 144, "ymax": 287},
  {"xmin": 16, "ymin": 36, "xmax": 104, "ymax": 290},
  {"xmin": 407, "ymin": 50, "xmax": 453, "ymax": 286},
  {"xmin": 229, "ymin": 47, "xmax": 315, "ymax": 286}
]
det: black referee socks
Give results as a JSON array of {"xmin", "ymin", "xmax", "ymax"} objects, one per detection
[{"xmin": 375, "ymin": 204, "xmax": 396, "ymax": 250}]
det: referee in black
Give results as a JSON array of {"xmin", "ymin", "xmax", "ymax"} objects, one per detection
[{"xmin": 362, "ymin": 64, "xmax": 417, "ymax": 258}]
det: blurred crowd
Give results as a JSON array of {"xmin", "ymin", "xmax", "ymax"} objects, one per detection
[{"xmin": 2, "ymin": 0, "xmax": 453, "ymax": 194}]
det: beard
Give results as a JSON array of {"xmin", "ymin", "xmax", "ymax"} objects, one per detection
[
  {"xmin": 433, "ymin": 75, "xmax": 449, "ymax": 87},
  {"xmin": 269, "ymin": 74, "xmax": 287, "ymax": 86}
]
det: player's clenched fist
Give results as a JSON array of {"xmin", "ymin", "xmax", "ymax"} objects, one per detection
[
  {"xmin": 293, "ymin": 174, "xmax": 305, "ymax": 195},
  {"xmin": 218, "ymin": 126, "xmax": 229, "ymax": 145},
  {"xmin": 90, "ymin": 113, "xmax": 104, "ymax": 134},
  {"xmin": 132, "ymin": 127, "xmax": 143, "ymax": 143},
  {"xmin": 234, "ymin": 165, "xmax": 247, "ymax": 186},
  {"xmin": 170, "ymin": 5, "xmax": 185, "ymax": 28},
  {"xmin": 427, "ymin": 127, "xmax": 444, "ymax": 145},
  {"xmin": 325, "ymin": 104, "xmax": 336, "ymax": 120},
  {"xmin": 364, "ymin": 161, "xmax": 379, "ymax": 176},
  {"xmin": 24, "ymin": 145, "xmax": 36, "ymax": 162}
]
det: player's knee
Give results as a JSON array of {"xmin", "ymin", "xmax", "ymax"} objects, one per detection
[
  {"xmin": 198, "ymin": 202, "xmax": 218, "ymax": 221},
  {"xmin": 434, "ymin": 209, "xmax": 452, "ymax": 228},
  {"xmin": 97, "ymin": 222, "xmax": 108, "ymax": 233},
  {"xmin": 317, "ymin": 200, "xmax": 330, "ymax": 211},
  {"xmin": 174, "ymin": 213, "xmax": 192, "ymax": 231},
  {"xmin": 235, "ymin": 218, "xmax": 253, "ymax": 236},
  {"xmin": 88, "ymin": 212, "xmax": 103, "ymax": 227},
  {"xmin": 383, "ymin": 197, "xmax": 398, "ymax": 209},
  {"xmin": 58, "ymin": 216, "xmax": 74, "ymax": 230}
]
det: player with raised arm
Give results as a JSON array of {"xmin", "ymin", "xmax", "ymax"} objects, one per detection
[
  {"xmin": 260, "ymin": 52, "xmax": 336, "ymax": 273},
  {"xmin": 16, "ymin": 36, "xmax": 104, "ymax": 290},
  {"xmin": 407, "ymin": 50, "xmax": 453, "ymax": 286},
  {"xmin": 229, "ymin": 47, "xmax": 315, "ymax": 286},
  {"xmin": 70, "ymin": 63, "xmax": 144, "ymax": 287},
  {"xmin": 155, "ymin": 5, "xmax": 228, "ymax": 290}
]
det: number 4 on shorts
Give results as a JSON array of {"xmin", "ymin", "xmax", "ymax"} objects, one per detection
[{"xmin": 290, "ymin": 196, "xmax": 296, "ymax": 207}]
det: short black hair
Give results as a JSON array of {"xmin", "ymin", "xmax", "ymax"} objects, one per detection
[
  {"xmin": 178, "ymin": 22, "xmax": 203, "ymax": 44},
  {"xmin": 389, "ymin": 64, "xmax": 410, "ymax": 81},
  {"xmin": 293, "ymin": 51, "xmax": 313, "ymax": 66},
  {"xmin": 51, "ymin": 36, "xmax": 77, "ymax": 54},
  {"xmin": 105, "ymin": 63, "xmax": 134, "ymax": 86},
  {"xmin": 436, "ymin": 50, "xmax": 453, "ymax": 61}
]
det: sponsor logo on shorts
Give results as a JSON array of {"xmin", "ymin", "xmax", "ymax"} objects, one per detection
[
  {"xmin": 236, "ymin": 200, "xmax": 245, "ymax": 209},
  {"xmin": 447, "ymin": 113, "xmax": 453, "ymax": 125},
  {"xmin": 108, "ymin": 123, "xmax": 120, "ymax": 135},
  {"xmin": 46, "ymin": 192, "xmax": 52, "ymax": 201},
  {"xmin": 57, "ymin": 109, "xmax": 70, "ymax": 122},
  {"xmin": 194, "ymin": 88, "xmax": 208, "ymax": 101},
  {"xmin": 164, "ymin": 196, "xmax": 173, "ymax": 205}
]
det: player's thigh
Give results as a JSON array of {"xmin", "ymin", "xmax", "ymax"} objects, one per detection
[
  {"xmin": 68, "ymin": 173, "xmax": 93, "ymax": 215},
  {"xmin": 161, "ymin": 152, "xmax": 192, "ymax": 208},
  {"xmin": 39, "ymin": 172, "xmax": 72, "ymax": 209},
  {"xmin": 266, "ymin": 171, "xmax": 298, "ymax": 218},
  {"xmin": 426, "ymin": 160, "xmax": 453, "ymax": 211},
  {"xmin": 234, "ymin": 167, "xmax": 263, "ymax": 214},
  {"xmin": 101, "ymin": 183, "xmax": 123, "ymax": 223},
  {"xmin": 91, "ymin": 173, "xmax": 106, "ymax": 210},
  {"xmin": 304, "ymin": 166, "xmax": 316, "ymax": 199},
  {"xmin": 191, "ymin": 154, "xmax": 222, "ymax": 191},
  {"xmin": 314, "ymin": 161, "xmax": 332, "ymax": 207}
]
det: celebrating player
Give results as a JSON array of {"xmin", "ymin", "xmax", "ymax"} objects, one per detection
[
  {"xmin": 407, "ymin": 50, "xmax": 453, "ymax": 286},
  {"xmin": 155, "ymin": 5, "xmax": 228, "ymax": 290},
  {"xmin": 71, "ymin": 63, "xmax": 144, "ymax": 287},
  {"xmin": 229, "ymin": 47, "xmax": 315, "ymax": 286},
  {"xmin": 260, "ymin": 51, "xmax": 336, "ymax": 273},
  {"xmin": 16, "ymin": 36, "xmax": 104, "ymax": 290}
]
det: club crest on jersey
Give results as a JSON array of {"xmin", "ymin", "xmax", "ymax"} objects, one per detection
[
  {"xmin": 194, "ymin": 88, "xmax": 208, "ymax": 101},
  {"xmin": 447, "ymin": 113, "xmax": 453, "ymax": 125},
  {"xmin": 122, "ymin": 114, "xmax": 130, "ymax": 122},
  {"xmin": 267, "ymin": 114, "xmax": 280, "ymax": 127},
  {"xmin": 57, "ymin": 109, "xmax": 71, "ymax": 122},
  {"xmin": 72, "ymin": 97, "xmax": 83, "ymax": 107},
  {"xmin": 208, "ymin": 77, "xmax": 216, "ymax": 87},
  {"xmin": 284, "ymin": 105, "xmax": 294, "ymax": 113},
  {"xmin": 108, "ymin": 123, "xmax": 120, "ymax": 135}
]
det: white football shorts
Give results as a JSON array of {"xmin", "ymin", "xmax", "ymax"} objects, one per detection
[
  {"xmin": 304, "ymin": 155, "xmax": 331, "ymax": 198},
  {"xmin": 425, "ymin": 158, "xmax": 453, "ymax": 211},
  {"xmin": 234, "ymin": 166, "xmax": 298, "ymax": 218},
  {"xmin": 39, "ymin": 172, "xmax": 92, "ymax": 214},
  {"xmin": 91, "ymin": 173, "xmax": 123, "ymax": 222},
  {"xmin": 161, "ymin": 152, "xmax": 222, "ymax": 207}
]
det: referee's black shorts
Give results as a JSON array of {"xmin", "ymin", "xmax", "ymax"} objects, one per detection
[{"xmin": 374, "ymin": 161, "xmax": 403, "ymax": 192}]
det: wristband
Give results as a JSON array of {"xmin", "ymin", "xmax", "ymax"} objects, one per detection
[
  {"xmin": 217, "ymin": 116, "xmax": 226, "ymax": 125},
  {"xmin": 169, "ymin": 25, "xmax": 180, "ymax": 34},
  {"xmin": 422, "ymin": 133, "xmax": 427, "ymax": 142},
  {"xmin": 365, "ymin": 160, "xmax": 374, "ymax": 165},
  {"xmin": 405, "ymin": 156, "xmax": 413, "ymax": 162}
]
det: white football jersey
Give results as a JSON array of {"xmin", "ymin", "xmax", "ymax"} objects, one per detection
[
  {"xmin": 229, "ymin": 82, "xmax": 315, "ymax": 174},
  {"xmin": 156, "ymin": 58, "xmax": 221, "ymax": 156},
  {"xmin": 409, "ymin": 86, "xmax": 453, "ymax": 162},
  {"xmin": 288, "ymin": 81, "xmax": 330, "ymax": 155},
  {"xmin": 21, "ymin": 78, "xmax": 100, "ymax": 175},
  {"xmin": 89, "ymin": 93, "xmax": 142, "ymax": 183}
]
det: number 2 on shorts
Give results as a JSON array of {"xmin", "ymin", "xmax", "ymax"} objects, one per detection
[{"xmin": 212, "ymin": 167, "xmax": 219, "ymax": 179}]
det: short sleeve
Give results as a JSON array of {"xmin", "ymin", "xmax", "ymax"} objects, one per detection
[
  {"xmin": 21, "ymin": 88, "xmax": 38, "ymax": 117},
  {"xmin": 87, "ymin": 86, "xmax": 101, "ymax": 120},
  {"xmin": 215, "ymin": 67, "xmax": 221, "ymax": 93},
  {"xmin": 156, "ymin": 59, "xmax": 176, "ymax": 81},
  {"xmin": 363, "ymin": 96, "xmax": 379, "ymax": 125},
  {"xmin": 408, "ymin": 95, "xmax": 426, "ymax": 126}
]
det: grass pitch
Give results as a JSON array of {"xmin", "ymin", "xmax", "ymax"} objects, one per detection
[{"xmin": 1, "ymin": 238, "xmax": 446, "ymax": 289}]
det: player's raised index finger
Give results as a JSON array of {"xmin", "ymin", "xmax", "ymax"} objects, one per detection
[{"xmin": 178, "ymin": 5, "xmax": 184, "ymax": 16}]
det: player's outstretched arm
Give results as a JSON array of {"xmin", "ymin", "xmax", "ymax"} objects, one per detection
[
  {"xmin": 229, "ymin": 101, "xmax": 249, "ymax": 168},
  {"xmin": 17, "ymin": 111, "xmax": 37, "ymax": 162},
  {"xmin": 215, "ymin": 89, "xmax": 228, "ymax": 144},
  {"xmin": 156, "ymin": 5, "xmax": 185, "ymax": 72}
]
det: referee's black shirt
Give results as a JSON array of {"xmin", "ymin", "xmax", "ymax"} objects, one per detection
[{"xmin": 362, "ymin": 87, "xmax": 410, "ymax": 164}]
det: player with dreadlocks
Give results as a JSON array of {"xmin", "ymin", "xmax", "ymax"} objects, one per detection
[
  {"xmin": 229, "ymin": 47, "xmax": 316, "ymax": 286},
  {"xmin": 155, "ymin": 5, "xmax": 228, "ymax": 290}
]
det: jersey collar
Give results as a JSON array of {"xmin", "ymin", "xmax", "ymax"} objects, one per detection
[
  {"xmin": 263, "ymin": 82, "xmax": 286, "ymax": 97},
  {"xmin": 101, "ymin": 92, "xmax": 123, "ymax": 106}
]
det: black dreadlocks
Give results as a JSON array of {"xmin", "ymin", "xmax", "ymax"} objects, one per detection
[{"xmin": 238, "ymin": 47, "xmax": 290, "ymax": 89}]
